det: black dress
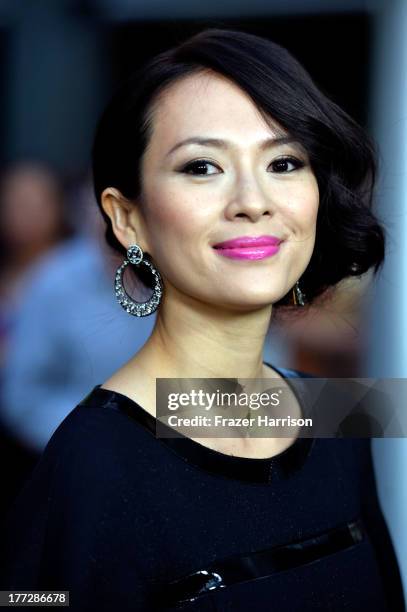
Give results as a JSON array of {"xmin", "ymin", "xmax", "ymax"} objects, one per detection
[{"xmin": 0, "ymin": 365, "xmax": 404, "ymax": 611}]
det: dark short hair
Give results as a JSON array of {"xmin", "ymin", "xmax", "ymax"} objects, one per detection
[{"xmin": 92, "ymin": 28, "xmax": 385, "ymax": 307}]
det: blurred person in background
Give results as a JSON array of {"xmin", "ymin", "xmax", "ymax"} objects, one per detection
[
  {"xmin": 0, "ymin": 160, "xmax": 72, "ymax": 369},
  {"xmin": 0, "ymin": 160, "xmax": 73, "ymax": 522},
  {"xmin": 0, "ymin": 176, "xmax": 155, "ymax": 461}
]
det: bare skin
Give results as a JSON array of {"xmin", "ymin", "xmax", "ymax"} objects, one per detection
[
  {"xmin": 101, "ymin": 348, "xmax": 303, "ymax": 458},
  {"xmin": 101, "ymin": 70, "xmax": 319, "ymax": 459}
]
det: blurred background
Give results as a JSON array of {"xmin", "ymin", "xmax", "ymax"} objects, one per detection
[{"xmin": 0, "ymin": 0, "xmax": 405, "ymax": 600}]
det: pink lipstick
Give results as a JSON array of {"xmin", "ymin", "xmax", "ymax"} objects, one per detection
[{"xmin": 212, "ymin": 235, "xmax": 282, "ymax": 260}]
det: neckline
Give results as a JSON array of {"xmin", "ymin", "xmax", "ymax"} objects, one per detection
[{"xmin": 81, "ymin": 363, "xmax": 315, "ymax": 484}]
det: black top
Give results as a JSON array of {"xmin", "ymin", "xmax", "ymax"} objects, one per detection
[{"xmin": 0, "ymin": 365, "xmax": 404, "ymax": 611}]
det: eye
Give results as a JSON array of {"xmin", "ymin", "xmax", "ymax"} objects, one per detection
[
  {"xmin": 269, "ymin": 156, "xmax": 305, "ymax": 173},
  {"xmin": 180, "ymin": 159, "xmax": 221, "ymax": 176}
]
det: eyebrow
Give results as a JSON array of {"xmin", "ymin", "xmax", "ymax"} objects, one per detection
[{"xmin": 165, "ymin": 135, "xmax": 301, "ymax": 158}]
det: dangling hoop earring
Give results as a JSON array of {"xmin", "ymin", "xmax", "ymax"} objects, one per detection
[
  {"xmin": 115, "ymin": 244, "xmax": 163, "ymax": 317},
  {"xmin": 292, "ymin": 279, "xmax": 306, "ymax": 307}
]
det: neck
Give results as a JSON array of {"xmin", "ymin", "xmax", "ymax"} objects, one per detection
[{"xmin": 133, "ymin": 286, "xmax": 274, "ymax": 380}]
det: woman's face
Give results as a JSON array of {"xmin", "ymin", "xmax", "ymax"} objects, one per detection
[{"xmin": 137, "ymin": 71, "xmax": 319, "ymax": 311}]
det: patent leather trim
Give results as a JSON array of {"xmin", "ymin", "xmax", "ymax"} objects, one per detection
[
  {"xmin": 158, "ymin": 518, "xmax": 365, "ymax": 607},
  {"xmin": 79, "ymin": 363, "xmax": 315, "ymax": 484}
]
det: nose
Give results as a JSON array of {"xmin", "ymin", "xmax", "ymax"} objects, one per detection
[{"xmin": 224, "ymin": 173, "xmax": 275, "ymax": 222}]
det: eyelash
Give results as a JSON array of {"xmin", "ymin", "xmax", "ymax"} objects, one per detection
[{"xmin": 179, "ymin": 156, "xmax": 305, "ymax": 176}]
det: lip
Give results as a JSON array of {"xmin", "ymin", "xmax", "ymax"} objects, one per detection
[
  {"xmin": 212, "ymin": 235, "xmax": 283, "ymax": 261},
  {"xmin": 214, "ymin": 245, "xmax": 281, "ymax": 260},
  {"xmin": 213, "ymin": 235, "xmax": 282, "ymax": 249}
]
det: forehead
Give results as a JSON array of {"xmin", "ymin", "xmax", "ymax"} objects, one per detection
[{"xmin": 146, "ymin": 71, "xmax": 285, "ymax": 150}]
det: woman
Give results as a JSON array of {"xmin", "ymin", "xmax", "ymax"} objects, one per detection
[{"xmin": 0, "ymin": 29, "xmax": 404, "ymax": 611}]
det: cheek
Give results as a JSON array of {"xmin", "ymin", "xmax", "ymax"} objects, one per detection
[
  {"xmin": 145, "ymin": 188, "xmax": 212, "ymax": 245},
  {"xmin": 281, "ymin": 179, "xmax": 319, "ymax": 234}
]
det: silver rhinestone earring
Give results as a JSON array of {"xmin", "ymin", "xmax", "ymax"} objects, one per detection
[
  {"xmin": 115, "ymin": 244, "xmax": 163, "ymax": 317},
  {"xmin": 292, "ymin": 279, "xmax": 306, "ymax": 307}
]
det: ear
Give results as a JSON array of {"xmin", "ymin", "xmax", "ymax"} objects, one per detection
[{"xmin": 101, "ymin": 187, "xmax": 151, "ymax": 252}]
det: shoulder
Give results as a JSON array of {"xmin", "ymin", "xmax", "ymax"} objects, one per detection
[
  {"xmin": 31, "ymin": 391, "xmax": 160, "ymax": 498},
  {"xmin": 0, "ymin": 391, "xmax": 159, "ymax": 600},
  {"xmin": 0, "ymin": 391, "xmax": 162, "ymax": 555},
  {"xmin": 46, "ymin": 390, "xmax": 150, "ymax": 455}
]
